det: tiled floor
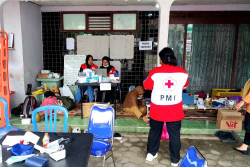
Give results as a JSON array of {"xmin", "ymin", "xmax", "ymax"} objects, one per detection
[{"xmin": 88, "ymin": 133, "xmax": 250, "ymax": 167}]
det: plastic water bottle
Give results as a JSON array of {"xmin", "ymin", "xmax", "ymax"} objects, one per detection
[{"xmin": 42, "ymin": 132, "xmax": 50, "ymax": 148}]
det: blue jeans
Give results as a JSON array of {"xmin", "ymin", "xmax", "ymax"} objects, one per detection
[
  {"xmin": 86, "ymin": 86, "xmax": 94, "ymax": 102},
  {"xmin": 76, "ymin": 86, "xmax": 94, "ymax": 103}
]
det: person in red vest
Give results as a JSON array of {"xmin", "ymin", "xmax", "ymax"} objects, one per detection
[
  {"xmin": 79, "ymin": 55, "xmax": 98, "ymax": 102},
  {"xmin": 79, "ymin": 55, "xmax": 98, "ymax": 72},
  {"xmin": 97, "ymin": 56, "xmax": 116, "ymax": 102},
  {"xmin": 143, "ymin": 47, "xmax": 189, "ymax": 166}
]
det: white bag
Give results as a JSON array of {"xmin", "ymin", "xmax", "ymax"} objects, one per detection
[{"xmin": 59, "ymin": 85, "xmax": 75, "ymax": 101}]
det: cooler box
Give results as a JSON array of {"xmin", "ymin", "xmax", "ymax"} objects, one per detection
[{"xmin": 182, "ymin": 93, "xmax": 194, "ymax": 105}]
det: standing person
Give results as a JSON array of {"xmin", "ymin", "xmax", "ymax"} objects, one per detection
[
  {"xmin": 123, "ymin": 86, "xmax": 148, "ymax": 123},
  {"xmin": 77, "ymin": 55, "xmax": 98, "ymax": 102},
  {"xmin": 97, "ymin": 56, "xmax": 116, "ymax": 103},
  {"xmin": 234, "ymin": 79, "xmax": 250, "ymax": 155},
  {"xmin": 143, "ymin": 47, "xmax": 189, "ymax": 166}
]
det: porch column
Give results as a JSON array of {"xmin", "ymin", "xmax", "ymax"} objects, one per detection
[
  {"xmin": 156, "ymin": 0, "xmax": 175, "ymax": 66},
  {"xmin": 0, "ymin": 0, "xmax": 7, "ymax": 31}
]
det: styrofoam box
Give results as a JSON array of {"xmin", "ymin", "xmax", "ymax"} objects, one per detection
[{"xmin": 22, "ymin": 118, "xmax": 31, "ymax": 125}]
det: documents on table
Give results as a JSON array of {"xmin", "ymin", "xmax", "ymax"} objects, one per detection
[
  {"xmin": 2, "ymin": 132, "xmax": 40, "ymax": 146},
  {"xmin": 2, "ymin": 136, "xmax": 25, "ymax": 146},
  {"xmin": 100, "ymin": 83, "xmax": 111, "ymax": 91}
]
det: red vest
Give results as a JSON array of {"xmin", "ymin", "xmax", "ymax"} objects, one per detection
[{"xmin": 143, "ymin": 64, "xmax": 189, "ymax": 122}]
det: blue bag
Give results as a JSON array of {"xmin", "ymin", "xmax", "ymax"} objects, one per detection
[
  {"xmin": 25, "ymin": 156, "xmax": 49, "ymax": 167},
  {"xmin": 11, "ymin": 144, "xmax": 34, "ymax": 156}
]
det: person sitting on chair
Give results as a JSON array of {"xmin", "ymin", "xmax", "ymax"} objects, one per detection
[
  {"xmin": 123, "ymin": 86, "xmax": 148, "ymax": 123},
  {"xmin": 76, "ymin": 55, "xmax": 98, "ymax": 102},
  {"xmin": 97, "ymin": 56, "xmax": 116, "ymax": 103}
]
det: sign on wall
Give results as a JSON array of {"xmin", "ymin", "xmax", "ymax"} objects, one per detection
[{"xmin": 139, "ymin": 41, "xmax": 152, "ymax": 50}]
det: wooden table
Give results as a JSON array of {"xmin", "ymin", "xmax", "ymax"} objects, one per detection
[{"xmin": 75, "ymin": 82, "xmax": 119, "ymax": 119}]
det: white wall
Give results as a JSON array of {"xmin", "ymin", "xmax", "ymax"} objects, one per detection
[
  {"xmin": 41, "ymin": 4, "xmax": 250, "ymax": 12},
  {"xmin": 0, "ymin": 4, "xmax": 3, "ymax": 30},
  {"xmin": 20, "ymin": 2, "xmax": 43, "ymax": 91},
  {"xmin": 3, "ymin": 1, "xmax": 42, "ymax": 109},
  {"xmin": 3, "ymin": 1, "xmax": 25, "ymax": 109}
]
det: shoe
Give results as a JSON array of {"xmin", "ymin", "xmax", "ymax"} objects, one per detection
[
  {"xmin": 146, "ymin": 153, "xmax": 158, "ymax": 162},
  {"xmin": 114, "ymin": 132, "xmax": 122, "ymax": 140},
  {"xmin": 171, "ymin": 162, "xmax": 179, "ymax": 166},
  {"xmin": 233, "ymin": 147, "xmax": 248, "ymax": 155}
]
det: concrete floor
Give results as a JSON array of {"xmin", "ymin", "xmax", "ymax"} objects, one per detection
[{"xmin": 88, "ymin": 133, "xmax": 250, "ymax": 167}]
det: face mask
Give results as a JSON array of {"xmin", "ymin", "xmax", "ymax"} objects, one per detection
[
  {"xmin": 104, "ymin": 65, "xmax": 109, "ymax": 68},
  {"xmin": 137, "ymin": 97, "xmax": 142, "ymax": 100}
]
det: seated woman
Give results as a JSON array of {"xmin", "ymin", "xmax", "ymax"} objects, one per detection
[
  {"xmin": 76, "ymin": 55, "xmax": 98, "ymax": 103},
  {"xmin": 97, "ymin": 56, "xmax": 116, "ymax": 103},
  {"xmin": 123, "ymin": 86, "xmax": 148, "ymax": 123}
]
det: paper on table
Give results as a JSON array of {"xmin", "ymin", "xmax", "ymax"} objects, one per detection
[
  {"xmin": 24, "ymin": 132, "xmax": 40, "ymax": 145},
  {"xmin": 2, "ymin": 136, "xmax": 24, "ymax": 146},
  {"xmin": 100, "ymin": 83, "xmax": 111, "ymax": 91}
]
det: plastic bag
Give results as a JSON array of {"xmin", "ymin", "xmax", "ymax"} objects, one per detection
[
  {"xmin": 25, "ymin": 155, "xmax": 49, "ymax": 167},
  {"xmin": 59, "ymin": 85, "xmax": 75, "ymax": 101},
  {"xmin": 11, "ymin": 144, "xmax": 34, "ymax": 156},
  {"xmin": 161, "ymin": 122, "xmax": 169, "ymax": 140}
]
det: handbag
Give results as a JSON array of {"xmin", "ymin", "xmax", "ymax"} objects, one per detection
[{"xmin": 161, "ymin": 122, "xmax": 169, "ymax": 140}]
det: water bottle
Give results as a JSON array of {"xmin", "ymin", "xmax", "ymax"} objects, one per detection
[{"xmin": 42, "ymin": 132, "xmax": 50, "ymax": 148}]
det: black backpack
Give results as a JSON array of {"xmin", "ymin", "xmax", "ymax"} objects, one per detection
[
  {"xmin": 22, "ymin": 96, "xmax": 38, "ymax": 118},
  {"xmin": 11, "ymin": 103, "xmax": 23, "ymax": 116},
  {"xmin": 57, "ymin": 96, "xmax": 76, "ymax": 110}
]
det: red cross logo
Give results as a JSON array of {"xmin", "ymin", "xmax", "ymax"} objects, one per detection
[
  {"xmin": 165, "ymin": 80, "xmax": 174, "ymax": 88},
  {"xmin": 163, "ymin": 78, "xmax": 176, "ymax": 91}
]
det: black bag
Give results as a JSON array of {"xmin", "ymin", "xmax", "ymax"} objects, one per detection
[
  {"xmin": 56, "ymin": 96, "xmax": 76, "ymax": 110},
  {"xmin": 22, "ymin": 96, "xmax": 39, "ymax": 118},
  {"xmin": 215, "ymin": 131, "xmax": 236, "ymax": 143},
  {"xmin": 11, "ymin": 103, "xmax": 23, "ymax": 116}
]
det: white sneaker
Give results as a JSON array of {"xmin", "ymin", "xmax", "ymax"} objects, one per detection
[
  {"xmin": 146, "ymin": 153, "xmax": 158, "ymax": 162},
  {"xmin": 171, "ymin": 162, "xmax": 179, "ymax": 166}
]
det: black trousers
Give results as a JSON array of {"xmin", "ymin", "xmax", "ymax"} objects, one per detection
[
  {"xmin": 244, "ymin": 112, "xmax": 250, "ymax": 145},
  {"xmin": 147, "ymin": 118, "xmax": 181, "ymax": 163}
]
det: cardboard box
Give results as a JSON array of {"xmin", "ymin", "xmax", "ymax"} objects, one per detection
[
  {"xmin": 38, "ymin": 74, "xmax": 48, "ymax": 79},
  {"xmin": 82, "ymin": 102, "xmax": 95, "ymax": 117},
  {"xmin": 217, "ymin": 111, "xmax": 244, "ymax": 131},
  {"xmin": 217, "ymin": 109, "xmax": 237, "ymax": 120},
  {"xmin": 82, "ymin": 103, "xmax": 114, "ymax": 117}
]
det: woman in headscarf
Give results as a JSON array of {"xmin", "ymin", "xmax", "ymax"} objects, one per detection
[
  {"xmin": 234, "ymin": 79, "xmax": 250, "ymax": 155},
  {"xmin": 76, "ymin": 55, "xmax": 98, "ymax": 102},
  {"xmin": 96, "ymin": 56, "xmax": 116, "ymax": 102},
  {"xmin": 99, "ymin": 56, "xmax": 116, "ymax": 77},
  {"xmin": 123, "ymin": 86, "xmax": 148, "ymax": 123},
  {"xmin": 79, "ymin": 55, "xmax": 98, "ymax": 72}
]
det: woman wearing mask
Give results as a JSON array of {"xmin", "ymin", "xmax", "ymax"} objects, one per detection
[
  {"xmin": 234, "ymin": 79, "xmax": 250, "ymax": 155},
  {"xmin": 97, "ymin": 56, "xmax": 116, "ymax": 102},
  {"xmin": 123, "ymin": 86, "xmax": 148, "ymax": 123},
  {"xmin": 76, "ymin": 55, "xmax": 98, "ymax": 102}
]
